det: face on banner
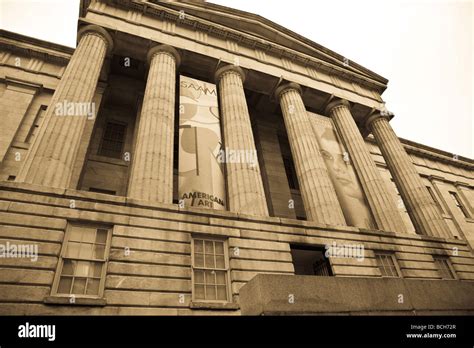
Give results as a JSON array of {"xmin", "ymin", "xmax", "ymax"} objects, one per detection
[
  {"xmin": 178, "ymin": 76, "xmax": 226, "ymax": 210},
  {"xmin": 309, "ymin": 112, "xmax": 376, "ymax": 229}
]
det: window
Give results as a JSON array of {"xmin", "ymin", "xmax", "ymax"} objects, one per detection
[
  {"xmin": 283, "ymin": 156, "xmax": 299, "ymax": 190},
  {"xmin": 52, "ymin": 224, "xmax": 111, "ymax": 297},
  {"xmin": 290, "ymin": 245, "xmax": 332, "ymax": 276},
  {"xmin": 278, "ymin": 134, "xmax": 299, "ymax": 190},
  {"xmin": 433, "ymin": 256, "xmax": 456, "ymax": 280},
  {"xmin": 426, "ymin": 186, "xmax": 444, "ymax": 214},
  {"xmin": 89, "ymin": 187, "xmax": 116, "ymax": 195},
  {"xmin": 375, "ymin": 252, "xmax": 401, "ymax": 278},
  {"xmin": 449, "ymin": 191, "xmax": 470, "ymax": 218},
  {"xmin": 192, "ymin": 237, "xmax": 230, "ymax": 302},
  {"xmin": 26, "ymin": 105, "xmax": 47, "ymax": 143},
  {"xmin": 98, "ymin": 121, "xmax": 126, "ymax": 159}
]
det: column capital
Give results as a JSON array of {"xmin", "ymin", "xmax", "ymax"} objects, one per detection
[
  {"xmin": 365, "ymin": 111, "xmax": 390, "ymax": 129},
  {"xmin": 274, "ymin": 82, "xmax": 302, "ymax": 100},
  {"xmin": 147, "ymin": 45, "xmax": 181, "ymax": 67},
  {"xmin": 214, "ymin": 64, "xmax": 246, "ymax": 84},
  {"xmin": 325, "ymin": 98, "xmax": 350, "ymax": 115},
  {"xmin": 77, "ymin": 25, "xmax": 114, "ymax": 54}
]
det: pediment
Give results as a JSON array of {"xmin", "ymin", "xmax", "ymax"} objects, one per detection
[{"xmin": 152, "ymin": 0, "xmax": 388, "ymax": 85}]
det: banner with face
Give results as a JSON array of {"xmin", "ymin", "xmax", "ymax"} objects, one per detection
[{"xmin": 309, "ymin": 112, "xmax": 376, "ymax": 229}]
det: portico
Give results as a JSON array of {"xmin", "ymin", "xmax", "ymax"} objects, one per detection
[{"xmin": 0, "ymin": 0, "xmax": 472, "ymax": 317}]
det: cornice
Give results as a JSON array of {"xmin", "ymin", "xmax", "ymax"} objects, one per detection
[
  {"xmin": 0, "ymin": 30, "xmax": 72, "ymax": 65},
  {"xmin": 80, "ymin": 0, "xmax": 92, "ymax": 17},
  {"xmin": 0, "ymin": 61, "xmax": 63, "ymax": 84},
  {"xmin": 425, "ymin": 174, "xmax": 449, "ymax": 183},
  {"xmin": 366, "ymin": 135, "xmax": 473, "ymax": 170},
  {"xmin": 374, "ymin": 160, "xmax": 473, "ymax": 186},
  {"xmin": 4, "ymin": 76, "xmax": 43, "ymax": 92},
  {"xmin": 152, "ymin": 0, "xmax": 388, "ymax": 86},
  {"xmin": 454, "ymin": 181, "xmax": 472, "ymax": 188},
  {"xmin": 401, "ymin": 139, "xmax": 473, "ymax": 169},
  {"xmin": 423, "ymin": 174, "xmax": 473, "ymax": 189},
  {"xmin": 86, "ymin": 0, "xmax": 386, "ymax": 93}
]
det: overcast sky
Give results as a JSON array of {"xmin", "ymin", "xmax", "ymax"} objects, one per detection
[{"xmin": 1, "ymin": 0, "xmax": 472, "ymax": 158}]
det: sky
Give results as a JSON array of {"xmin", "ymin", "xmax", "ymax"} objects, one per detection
[{"xmin": 1, "ymin": 0, "xmax": 472, "ymax": 158}]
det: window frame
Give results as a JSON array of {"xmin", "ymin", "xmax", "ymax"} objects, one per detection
[
  {"xmin": 448, "ymin": 191, "xmax": 470, "ymax": 219},
  {"xmin": 98, "ymin": 120, "xmax": 127, "ymax": 159},
  {"xmin": 374, "ymin": 251, "xmax": 402, "ymax": 278},
  {"xmin": 191, "ymin": 236, "xmax": 232, "ymax": 304},
  {"xmin": 25, "ymin": 104, "xmax": 47, "ymax": 144},
  {"xmin": 433, "ymin": 256, "xmax": 457, "ymax": 280},
  {"xmin": 50, "ymin": 222, "xmax": 112, "ymax": 299},
  {"xmin": 426, "ymin": 185, "xmax": 444, "ymax": 215}
]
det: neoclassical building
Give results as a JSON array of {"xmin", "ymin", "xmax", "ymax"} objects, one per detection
[{"xmin": 0, "ymin": 0, "xmax": 473, "ymax": 315}]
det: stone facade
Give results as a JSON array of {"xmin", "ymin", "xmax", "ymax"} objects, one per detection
[{"xmin": 0, "ymin": 0, "xmax": 472, "ymax": 315}]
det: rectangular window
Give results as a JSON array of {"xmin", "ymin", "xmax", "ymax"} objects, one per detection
[
  {"xmin": 375, "ymin": 252, "xmax": 401, "ymax": 278},
  {"xmin": 26, "ymin": 105, "xmax": 47, "ymax": 143},
  {"xmin": 192, "ymin": 237, "xmax": 230, "ymax": 302},
  {"xmin": 449, "ymin": 191, "xmax": 470, "ymax": 218},
  {"xmin": 278, "ymin": 134, "xmax": 299, "ymax": 191},
  {"xmin": 426, "ymin": 186, "xmax": 444, "ymax": 214},
  {"xmin": 290, "ymin": 245, "xmax": 333, "ymax": 276},
  {"xmin": 98, "ymin": 121, "xmax": 126, "ymax": 159},
  {"xmin": 283, "ymin": 156, "xmax": 299, "ymax": 190},
  {"xmin": 52, "ymin": 224, "xmax": 111, "ymax": 297},
  {"xmin": 433, "ymin": 256, "xmax": 456, "ymax": 280}
]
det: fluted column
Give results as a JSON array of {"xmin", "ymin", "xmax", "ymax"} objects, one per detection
[
  {"xmin": 326, "ymin": 100, "xmax": 407, "ymax": 233},
  {"xmin": 127, "ymin": 45, "xmax": 180, "ymax": 203},
  {"xmin": 17, "ymin": 25, "xmax": 113, "ymax": 188},
  {"xmin": 275, "ymin": 83, "xmax": 346, "ymax": 225},
  {"xmin": 215, "ymin": 65, "xmax": 269, "ymax": 216},
  {"xmin": 366, "ymin": 113, "xmax": 450, "ymax": 238}
]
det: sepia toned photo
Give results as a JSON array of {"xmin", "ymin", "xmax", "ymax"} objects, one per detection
[{"xmin": 0, "ymin": 0, "xmax": 472, "ymax": 345}]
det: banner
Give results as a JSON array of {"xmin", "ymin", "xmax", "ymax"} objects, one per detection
[
  {"xmin": 309, "ymin": 112, "xmax": 375, "ymax": 229},
  {"xmin": 178, "ymin": 76, "xmax": 226, "ymax": 210}
]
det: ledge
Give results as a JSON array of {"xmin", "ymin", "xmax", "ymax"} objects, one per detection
[
  {"xmin": 190, "ymin": 301, "xmax": 240, "ymax": 310},
  {"xmin": 239, "ymin": 274, "xmax": 474, "ymax": 315},
  {"xmin": 0, "ymin": 181, "xmax": 469, "ymax": 248},
  {"xmin": 88, "ymin": 154, "xmax": 130, "ymax": 167},
  {"xmin": 44, "ymin": 296, "xmax": 107, "ymax": 306}
]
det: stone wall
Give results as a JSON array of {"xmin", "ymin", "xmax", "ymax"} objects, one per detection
[{"xmin": 0, "ymin": 182, "xmax": 472, "ymax": 314}]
